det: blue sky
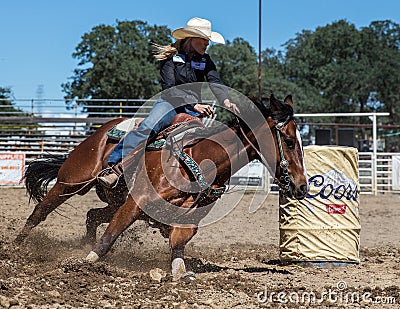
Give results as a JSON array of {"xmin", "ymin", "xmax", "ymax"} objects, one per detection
[{"xmin": 0, "ymin": 0, "xmax": 399, "ymax": 100}]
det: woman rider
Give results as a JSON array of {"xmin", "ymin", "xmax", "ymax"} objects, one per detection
[{"xmin": 98, "ymin": 17, "xmax": 240, "ymax": 187}]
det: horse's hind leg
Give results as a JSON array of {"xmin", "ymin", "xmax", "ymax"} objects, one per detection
[
  {"xmin": 14, "ymin": 182, "xmax": 72, "ymax": 244},
  {"xmin": 169, "ymin": 225, "xmax": 198, "ymax": 280},
  {"xmin": 84, "ymin": 205, "xmax": 119, "ymax": 244}
]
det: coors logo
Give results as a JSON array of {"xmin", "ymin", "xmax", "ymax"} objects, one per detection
[{"xmin": 306, "ymin": 169, "xmax": 359, "ymax": 203}]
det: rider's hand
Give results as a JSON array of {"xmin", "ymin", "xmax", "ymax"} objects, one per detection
[
  {"xmin": 193, "ymin": 104, "xmax": 215, "ymax": 117},
  {"xmin": 223, "ymin": 99, "xmax": 240, "ymax": 114}
]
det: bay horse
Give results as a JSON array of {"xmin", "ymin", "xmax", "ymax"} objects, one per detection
[{"xmin": 16, "ymin": 94, "xmax": 308, "ymax": 279}]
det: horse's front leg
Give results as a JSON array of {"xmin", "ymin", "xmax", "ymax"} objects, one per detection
[
  {"xmin": 84, "ymin": 204, "xmax": 119, "ymax": 244},
  {"xmin": 169, "ymin": 224, "xmax": 198, "ymax": 280},
  {"xmin": 168, "ymin": 197, "xmax": 219, "ymax": 280},
  {"xmin": 85, "ymin": 195, "xmax": 142, "ymax": 262}
]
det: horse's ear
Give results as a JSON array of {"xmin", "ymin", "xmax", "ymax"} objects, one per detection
[
  {"xmin": 269, "ymin": 92, "xmax": 281, "ymax": 111},
  {"xmin": 248, "ymin": 95, "xmax": 260, "ymax": 105},
  {"xmin": 284, "ymin": 95, "xmax": 293, "ymax": 107}
]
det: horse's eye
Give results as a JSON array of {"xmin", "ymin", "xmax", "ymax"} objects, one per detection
[{"xmin": 285, "ymin": 139, "xmax": 295, "ymax": 149}]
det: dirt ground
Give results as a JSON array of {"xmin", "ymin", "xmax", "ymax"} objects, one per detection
[{"xmin": 0, "ymin": 187, "xmax": 399, "ymax": 308}]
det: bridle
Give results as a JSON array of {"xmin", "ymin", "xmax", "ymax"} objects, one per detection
[
  {"xmin": 272, "ymin": 115, "xmax": 294, "ymax": 196},
  {"xmin": 235, "ymin": 112, "xmax": 296, "ymax": 196}
]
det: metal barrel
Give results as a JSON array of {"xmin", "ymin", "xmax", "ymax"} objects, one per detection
[{"xmin": 279, "ymin": 146, "xmax": 361, "ymax": 267}]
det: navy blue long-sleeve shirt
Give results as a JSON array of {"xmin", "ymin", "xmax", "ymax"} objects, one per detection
[{"xmin": 160, "ymin": 52, "xmax": 229, "ymax": 108}]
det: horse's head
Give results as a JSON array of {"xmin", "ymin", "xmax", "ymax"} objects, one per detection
[{"xmin": 265, "ymin": 93, "xmax": 308, "ymax": 199}]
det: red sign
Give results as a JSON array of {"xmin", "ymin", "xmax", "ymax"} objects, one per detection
[
  {"xmin": 325, "ymin": 204, "xmax": 347, "ymax": 214},
  {"xmin": 0, "ymin": 153, "xmax": 25, "ymax": 185}
]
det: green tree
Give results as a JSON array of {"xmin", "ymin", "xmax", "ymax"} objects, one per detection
[
  {"xmin": 62, "ymin": 20, "xmax": 171, "ymax": 115},
  {"xmin": 365, "ymin": 20, "xmax": 400, "ymax": 124},
  {"xmin": 0, "ymin": 87, "xmax": 29, "ymax": 138},
  {"xmin": 284, "ymin": 21, "xmax": 368, "ymax": 115},
  {"xmin": 282, "ymin": 19, "xmax": 400, "ymax": 126},
  {"xmin": 0, "ymin": 87, "xmax": 22, "ymax": 116},
  {"xmin": 364, "ymin": 20, "xmax": 400, "ymax": 150},
  {"xmin": 261, "ymin": 48, "xmax": 327, "ymax": 113},
  {"xmin": 208, "ymin": 38, "xmax": 258, "ymax": 98}
]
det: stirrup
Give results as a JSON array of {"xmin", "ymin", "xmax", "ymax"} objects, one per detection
[{"xmin": 98, "ymin": 165, "xmax": 123, "ymax": 188}]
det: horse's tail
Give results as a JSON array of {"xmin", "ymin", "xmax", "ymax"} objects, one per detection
[{"xmin": 24, "ymin": 154, "xmax": 68, "ymax": 204}]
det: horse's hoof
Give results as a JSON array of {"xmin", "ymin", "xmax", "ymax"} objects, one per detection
[
  {"xmin": 13, "ymin": 234, "xmax": 25, "ymax": 245},
  {"xmin": 85, "ymin": 251, "xmax": 99, "ymax": 263},
  {"xmin": 172, "ymin": 258, "xmax": 186, "ymax": 280},
  {"xmin": 182, "ymin": 271, "xmax": 196, "ymax": 281}
]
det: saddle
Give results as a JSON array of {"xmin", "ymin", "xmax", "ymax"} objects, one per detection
[
  {"xmin": 103, "ymin": 114, "xmax": 225, "ymax": 198},
  {"xmin": 107, "ymin": 113, "xmax": 205, "ymax": 150}
]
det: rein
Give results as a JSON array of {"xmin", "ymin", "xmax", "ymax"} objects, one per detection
[
  {"xmin": 235, "ymin": 117, "xmax": 270, "ymax": 172},
  {"xmin": 236, "ymin": 114, "xmax": 293, "ymax": 196}
]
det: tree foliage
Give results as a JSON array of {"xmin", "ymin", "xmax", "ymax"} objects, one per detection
[
  {"xmin": 62, "ymin": 20, "xmax": 171, "ymax": 113},
  {"xmin": 261, "ymin": 48, "xmax": 326, "ymax": 113},
  {"xmin": 365, "ymin": 20, "xmax": 400, "ymax": 124},
  {"xmin": 0, "ymin": 86, "xmax": 13, "ymax": 103},
  {"xmin": 62, "ymin": 19, "xmax": 399, "ymax": 127},
  {"xmin": 0, "ymin": 87, "xmax": 22, "ymax": 116},
  {"xmin": 284, "ymin": 21, "xmax": 367, "ymax": 114},
  {"xmin": 282, "ymin": 19, "xmax": 400, "ymax": 124},
  {"xmin": 208, "ymin": 38, "xmax": 258, "ymax": 98}
]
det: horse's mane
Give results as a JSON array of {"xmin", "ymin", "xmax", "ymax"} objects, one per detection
[
  {"xmin": 184, "ymin": 95, "xmax": 294, "ymax": 142},
  {"xmin": 250, "ymin": 96, "xmax": 294, "ymax": 123}
]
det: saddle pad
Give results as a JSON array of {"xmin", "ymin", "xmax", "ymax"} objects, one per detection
[
  {"xmin": 107, "ymin": 118, "xmax": 144, "ymax": 140},
  {"xmin": 116, "ymin": 117, "xmax": 144, "ymax": 131},
  {"xmin": 107, "ymin": 114, "xmax": 203, "ymax": 145}
]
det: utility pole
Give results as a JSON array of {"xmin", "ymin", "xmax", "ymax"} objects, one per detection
[
  {"xmin": 258, "ymin": 0, "xmax": 262, "ymax": 102},
  {"xmin": 35, "ymin": 84, "xmax": 44, "ymax": 116}
]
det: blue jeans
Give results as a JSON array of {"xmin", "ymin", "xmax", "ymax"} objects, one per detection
[{"xmin": 108, "ymin": 100, "xmax": 199, "ymax": 165}]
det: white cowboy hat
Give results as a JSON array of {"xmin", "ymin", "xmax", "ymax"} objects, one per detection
[{"xmin": 172, "ymin": 17, "xmax": 225, "ymax": 44}]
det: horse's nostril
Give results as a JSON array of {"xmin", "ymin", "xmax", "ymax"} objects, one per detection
[
  {"xmin": 300, "ymin": 184, "xmax": 308, "ymax": 194},
  {"xmin": 295, "ymin": 184, "xmax": 308, "ymax": 199}
]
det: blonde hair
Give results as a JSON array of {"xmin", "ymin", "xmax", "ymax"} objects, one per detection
[{"xmin": 153, "ymin": 38, "xmax": 194, "ymax": 61}]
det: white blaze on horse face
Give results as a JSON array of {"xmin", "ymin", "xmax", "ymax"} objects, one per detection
[{"xmin": 296, "ymin": 129, "xmax": 308, "ymax": 180}]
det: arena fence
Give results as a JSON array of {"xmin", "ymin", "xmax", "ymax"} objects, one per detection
[
  {"xmin": 359, "ymin": 152, "xmax": 400, "ymax": 194},
  {"xmin": 0, "ymin": 99, "xmax": 398, "ymax": 194}
]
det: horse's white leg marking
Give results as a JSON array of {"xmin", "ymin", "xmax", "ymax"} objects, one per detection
[
  {"xmin": 85, "ymin": 251, "xmax": 99, "ymax": 262},
  {"xmin": 171, "ymin": 257, "xmax": 186, "ymax": 279}
]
